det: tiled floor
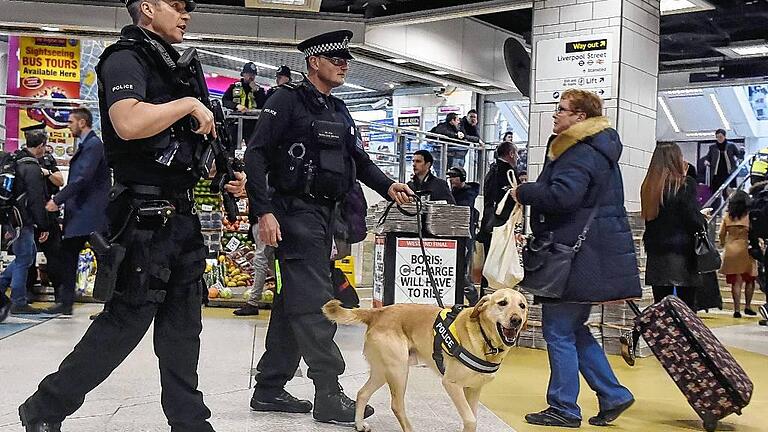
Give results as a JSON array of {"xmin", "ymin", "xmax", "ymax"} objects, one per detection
[
  {"xmin": 1, "ymin": 304, "xmax": 766, "ymax": 432},
  {"xmin": 0, "ymin": 304, "xmax": 512, "ymax": 432}
]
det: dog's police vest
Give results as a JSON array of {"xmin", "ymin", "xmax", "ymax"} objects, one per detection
[{"xmin": 432, "ymin": 305, "xmax": 502, "ymax": 375}]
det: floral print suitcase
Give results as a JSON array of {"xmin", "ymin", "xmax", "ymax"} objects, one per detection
[{"xmin": 633, "ymin": 295, "xmax": 753, "ymax": 432}]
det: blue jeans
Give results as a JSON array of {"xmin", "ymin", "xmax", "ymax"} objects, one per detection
[
  {"xmin": 542, "ymin": 302, "xmax": 633, "ymax": 420},
  {"xmin": 0, "ymin": 226, "xmax": 37, "ymax": 307}
]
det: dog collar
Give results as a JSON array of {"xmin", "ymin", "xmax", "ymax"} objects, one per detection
[{"xmin": 432, "ymin": 305, "xmax": 501, "ymax": 375}]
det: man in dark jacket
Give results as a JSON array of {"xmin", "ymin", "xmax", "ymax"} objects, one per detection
[
  {"xmin": 460, "ymin": 109, "xmax": 481, "ymax": 143},
  {"xmin": 704, "ymin": 129, "xmax": 744, "ymax": 206},
  {"xmin": 223, "ymin": 62, "xmax": 268, "ymax": 148},
  {"xmin": 0, "ymin": 123, "xmax": 50, "ymax": 318},
  {"xmin": 44, "ymin": 108, "xmax": 110, "ymax": 316},
  {"xmin": 27, "ymin": 143, "xmax": 65, "ymax": 304},
  {"xmin": 447, "ymin": 166, "xmax": 480, "ymax": 304},
  {"xmin": 431, "ymin": 112, "xmax": 467, "ymax": 169},
  {"xmin": 407, "ymin": 150, "xmax": 455, "ymax": 203},
  {"xmin": 512, "ymin": 90, "xmax": 639, "ymax": 428},
  {"xmin": 266, "ymin": 65, "xmax": 292, "ymax": 100}
]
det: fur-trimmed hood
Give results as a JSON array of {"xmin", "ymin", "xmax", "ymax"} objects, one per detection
[{"xmin": 548, "ymin": 116, "xmax": 614, "ymax": 161}]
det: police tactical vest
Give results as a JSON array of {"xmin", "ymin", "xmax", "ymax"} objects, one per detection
[
  {"xmin": 96, "ymin": 26, "xmax": 201, "ymax": 186},
  {"xmin": 272, "ymin": 81, "xmax": 356, "ymax": 201}
]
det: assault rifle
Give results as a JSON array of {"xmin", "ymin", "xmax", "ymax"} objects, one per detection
[{"xmin": 178, "ymin": 47, "xmax": 243, "ymax": 223}]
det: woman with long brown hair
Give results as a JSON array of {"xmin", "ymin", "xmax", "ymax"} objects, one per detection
[{"xmin": 641, "ymin": 142, "xmax": 706, "ymax": 308}]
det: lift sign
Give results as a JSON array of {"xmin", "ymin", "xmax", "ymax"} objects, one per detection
[
  {"xmin": 394, "ymin": 238, "xmax": 457, "ymax": 305},
  {"xmin": 566, "ymin": 39, "xmax": 608, "ymax": 53}
]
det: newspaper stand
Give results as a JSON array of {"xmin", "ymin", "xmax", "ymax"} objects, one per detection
[{"xmin": 373, "ymin": 232, "xmax": 466, "ymax": 308}]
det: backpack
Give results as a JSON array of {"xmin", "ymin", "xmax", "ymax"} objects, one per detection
[{"xmin": 0, "ymin": 150, "xmax": 34, "ymax": 228}]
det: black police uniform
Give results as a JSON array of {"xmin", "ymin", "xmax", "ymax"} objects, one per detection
[
  {"xmin": 20, "ymin": 23, "xmax": 214, "ymax": 432},
  {"xmin": 244, "ymin": 44, "xmax": 393, "ymax": 413},
  {"xmin": 27, "ymin": 152, "xmax": 64, "ymax": 300}
]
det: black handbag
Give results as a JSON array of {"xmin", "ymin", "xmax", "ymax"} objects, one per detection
[
  {"xmin": 694, "ymin": 228, "xmax": 721, "ymax": 274},
  {"xmin": 520, "ymin": 201, "xmax": 601, "ymax": 299}
]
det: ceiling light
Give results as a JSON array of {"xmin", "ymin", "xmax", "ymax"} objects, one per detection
[
  {"xmin": 664, "ymin": 88, "xmax": 704, "ymax": 96},
  {"xmin": 388, "ymin": 83, "xmax": 396, "ymax": 89},
  {"xmin": 709, "ymin": 93, "xmax": 731, "ymax": 130},
  {"xmin": 430, "ymin": 70, "xmax": 450, "ymax": 76},
  {"xmin": 341, "ymin": 82, "xmax": 375, "ymax": 92},
  {"xmin": 387, "ymin": 58, "xmax": 408, "ymax": 64},
  {"xmin": 184, "ymin": 34, "xmax": 202, "ymax": 40},
  {"xmin": 195, "ymin": 48, "xmax": 278, "ymax": 71},
  {"xmin": 660, "ymin": 0, "xmax": 715, "ymax": 15},
  {"xmin": 658, "ymin": 96, "xmax": 681, "ymax": 133},
  {"xmin": 40, "ymin": 26, "xmax": 60, "ymax": 32},
  {"xmin": 732, "ymin": 44, "xmax": 768, "ymax": 56},
  {"xmin": 210, "ymin": 73, "xmax": 219, "ymax": 78},
  {"xmin": 472, "ymin": 82, "xmax": 493, "ymax": 87},
  {"xmin": 244, "ymin": 0, "xmax": 321, "ymax": 12},
  {"xmin": 685, "ymin": 132, "xmax": 716, "ymax": 137}
]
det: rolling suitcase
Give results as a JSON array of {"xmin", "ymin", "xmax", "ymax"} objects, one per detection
[{"xmin": 625, "ymin": 296, "xmax": 753, "ymax": 431}]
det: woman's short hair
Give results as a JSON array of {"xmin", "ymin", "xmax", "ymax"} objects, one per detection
[{"xmin": 562, "ymin": 89, "xmax": 603, "ymax": 118}]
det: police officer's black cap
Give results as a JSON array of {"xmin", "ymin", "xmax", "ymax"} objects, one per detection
[
  {"xmin": 241, "ymin": 62, "xmax": 258, "ymax": 76},
  {"xmin": 20, "ymin": 123, "xmax": 46, "ymax": 133},
  {"xmin": 276, "ymin": 65, "xmax": 292, "ymax": 78},
  {"xmin": 297, "ymin": 30, "xmax": 354, "ymax": 60},
  {"xmin": 123, "ymin": 0, "xmax": 196, "ymax": 13}
]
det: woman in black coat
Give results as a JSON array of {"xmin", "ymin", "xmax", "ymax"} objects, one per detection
[
  {"xmin": 641, "ymin": 142, "xmax": 705, "ymax": 308},
  {"xmin": 512, "ymin": 90, "xmax": 639, "ymax": 428}
]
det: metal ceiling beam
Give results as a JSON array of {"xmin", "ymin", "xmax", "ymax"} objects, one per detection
[{"xmin": 366, "ymin": 0, "xmax": 532, "ymax": 28}]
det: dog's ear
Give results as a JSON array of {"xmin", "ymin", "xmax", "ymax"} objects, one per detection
[{"xmin": 470, "ymin": 295, "xmax": 491, "ymax": 319}]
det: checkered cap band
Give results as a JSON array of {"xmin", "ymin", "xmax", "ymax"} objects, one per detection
[{"xmin": 303, "ymin": 40, "xmax": 349, "ymax": 58}]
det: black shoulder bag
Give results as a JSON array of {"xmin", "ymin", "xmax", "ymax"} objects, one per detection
[{"xmin": 519, "ymin": 175, "xmax": 607, "ymax": 299}]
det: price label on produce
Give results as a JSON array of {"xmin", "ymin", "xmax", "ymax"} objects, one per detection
[
  {"xmin": 201, "ymin": 204, "xmax": 214, "ymax": 212},
  {"xmin": 237, "ymin": 200, "xmax": 248, "ymax": 213},
  {"xmin": 225, "ymin": 236, "xmax": 241, "ymax": 252}
]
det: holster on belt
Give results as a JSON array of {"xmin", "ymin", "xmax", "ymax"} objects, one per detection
[{"xmin": 90, "ymin": 231, "xmax": 126, "ymax": 302}]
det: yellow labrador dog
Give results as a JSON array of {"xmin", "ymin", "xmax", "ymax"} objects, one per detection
[{"xmin": 323, "ymin": 288, "xmax": 528, "ymax": 432}]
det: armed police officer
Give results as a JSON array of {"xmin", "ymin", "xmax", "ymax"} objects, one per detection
[
  {"xmin": 244, "ymin": 30, "xmax": 412, "ymax": 424},
  {"xmin": 19, "ymin": 1, "xmax": 246, "ymax": 431}
]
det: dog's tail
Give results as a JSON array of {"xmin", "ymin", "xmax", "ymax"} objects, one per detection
[{"xmin": 323, "ymin": 300, "xmax": 376, "ymax": 326}]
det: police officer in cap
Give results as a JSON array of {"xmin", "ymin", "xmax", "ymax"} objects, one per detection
[
  {"xmin": 19, "ymin": 1, "xmax": 246, "ymax": 431},
  {"xmin": 244, "ymin": 30, "xmax": 413, "ymax": 424},
  {"xmin": 222, "ymin": 61, "xmax": 268, "ymax": 113},
  {"xmin": 266, "ymin": 65, "xmax": 292, "ymax": 100}
]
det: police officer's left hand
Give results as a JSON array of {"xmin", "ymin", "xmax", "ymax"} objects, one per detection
[
  {"xmin": 388, "ymin": 182, "xmax": 414, "ymax": 205},
  {"xmin": 224, "ymin": 171, "xmax": 247, "ymax": 197}
]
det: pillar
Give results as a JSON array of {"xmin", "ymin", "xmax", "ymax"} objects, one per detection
[{"xmin": 529, "ymin": 0, "xmax": 660, "ymax": 211}]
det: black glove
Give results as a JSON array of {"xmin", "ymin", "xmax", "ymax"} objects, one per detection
[{"xmin": 749, "ymin": 246, "xmax": 763, "ymax": 261}]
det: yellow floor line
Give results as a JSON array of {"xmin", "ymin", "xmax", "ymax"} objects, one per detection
[{"xmin": 481, "ymin": 345, "xmax": 766, "ymax": 431}]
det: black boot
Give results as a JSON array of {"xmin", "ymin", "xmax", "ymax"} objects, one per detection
[
  {"xmin": 250, "ymin": 387, "xmax": 312, "ymax": 413},
  {"xmin": 313, "ymin": 383, "xmax": 374, "ymax": 425},
  {"xmin": 19, "ymin": 405, "xmax": 61, "ymax": 432}
]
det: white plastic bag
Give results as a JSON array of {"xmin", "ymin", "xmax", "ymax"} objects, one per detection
[{"xmin": 483, "ymin": 171, "xmax": 524, "ymax": 289}]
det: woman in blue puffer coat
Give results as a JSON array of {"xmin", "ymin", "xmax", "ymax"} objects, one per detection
[{"xmin": 511, "ymin": 89, "xmax": 641, "ymax": 428}]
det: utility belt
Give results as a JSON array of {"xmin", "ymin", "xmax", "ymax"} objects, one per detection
[{"xmin": 89, "ymin": 183, "xmax": 196, "ymax": 304}]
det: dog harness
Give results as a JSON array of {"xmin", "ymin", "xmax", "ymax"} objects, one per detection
[{"xmin": 432, "ymin": 305, "xmax": 503, "ymax": 375}]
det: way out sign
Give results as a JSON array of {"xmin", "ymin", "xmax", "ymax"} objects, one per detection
[
  {"xmin": 534, "ymin": 33, "xmax": 615, "ymax": 103},
  {"xmin": 394, "ymin": 238, "xmax": 457, "ymax": 305}
]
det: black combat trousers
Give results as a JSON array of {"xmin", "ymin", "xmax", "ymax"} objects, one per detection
[
  {"xmin": 21, "ymin": 206, "xmax": 214, "ymax": 432},
  {"xmin": 57, "ymin": 235, "xmax": 88, "ymax": 307},
  {"xmin": 254, "ymin": 195, "xmax": 345, "ymax": 393}
]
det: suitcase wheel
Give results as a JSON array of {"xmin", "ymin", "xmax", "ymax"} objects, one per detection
[{"xmin": 701, "ymin": 414, "xmax": 718, "ymax": 432}]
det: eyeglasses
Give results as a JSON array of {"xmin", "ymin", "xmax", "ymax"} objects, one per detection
[
  {"xmin": 555, "ymin": 105, "xmax": 581, "ymax": 115},
  {"xmin": 320, "ymin": 56, "xmax": 350, "ymax": 67}
]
